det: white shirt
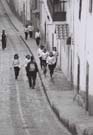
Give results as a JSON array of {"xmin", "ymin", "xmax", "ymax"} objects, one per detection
[
  {"xmin": 28, "ymin": 25, "xmax": 34, "ymax": 32},
  {"xmin": 42, "ymin": 51, "xmax": 49, "ymax": 60},
  {"xmin": 13, "ymin": 59, "xmax": 20, "ymax": 67},
  {"xmin": 24, "ymin": 58, "xmax": 30, "ymax": 67},
  {"xmin": 47, "ymin": 56, "xmax": 56, "ymax": 65},
  {"xmin": 37, "ymin": 48, "xmax": 43, "ymax": 58},
  {"xmin": 52, "ymin": 50, "xmax": 58, "ymax": 58},
  {"xmin": 35, "ymin": 32, "xmax": 40, "ymax": 38},
  {"xmin": 24, "ymin": 27, "xmax": 29, "ymax": 33}
]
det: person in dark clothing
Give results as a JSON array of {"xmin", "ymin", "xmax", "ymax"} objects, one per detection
[
  {"xmin": 1, "ymin": 30, "xmax": 7, "ymax": 50},
  {"xmin": 24, "ymin": 25, "xmax": 28, "ymax": 40},
  {"xmin": 26, "ymin": 56, "xmax": 38, "ymax": 89}
]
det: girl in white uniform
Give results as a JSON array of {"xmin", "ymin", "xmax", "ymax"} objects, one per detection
[
  {"xmin": 35, "ymin": 29, "xmax": 41, "ymax": 46},
  {"xmin": 42, "ymin": 48, "xmax": 49, "ymax": 76},
  {"xmin": 13, "ymin": 54, "xmax": 20, "ymax": 80},
  {"xmin": 52, "ymin": 47, "xmax": 58, "ymax": 68},
  {"xmin": 37, "ymin": 45, "xmax": 44, "ymax": 69},
  {"xmin": 24, "ymin": 55, "xmax": 31, "ymax": 78},
  {"xmin": 47, "ymin": 52, "xmax": 56, "ymax": 78}
]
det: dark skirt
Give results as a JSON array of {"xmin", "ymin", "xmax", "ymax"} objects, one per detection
[{"xmin": 36, "ymin": 37, "xmax": 40, "ymax": 46}]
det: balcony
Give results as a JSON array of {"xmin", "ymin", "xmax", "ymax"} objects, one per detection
[{"xmin": 47, "ymin": 0, "xmax": 67, "ymax": 22}]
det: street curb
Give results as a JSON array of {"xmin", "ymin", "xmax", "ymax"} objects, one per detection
[{"xmin": 52, "ymin": 104, "xmax": 78, "ymax": 135}]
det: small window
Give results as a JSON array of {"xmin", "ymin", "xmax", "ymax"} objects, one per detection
[
  {"xmin": 54, "ymin": 0, "xmax": 67, "ymax": 12},
  {"xmin": 89, "ymin": 0, "xmax": 92, "ymax": 13}
]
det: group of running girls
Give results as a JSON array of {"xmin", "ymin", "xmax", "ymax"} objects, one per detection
[{"xmin": 37, "ymin": 45, "xmax": 58, "ymax": 78}]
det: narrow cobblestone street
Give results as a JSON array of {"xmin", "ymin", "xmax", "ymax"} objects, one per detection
[
  {"xmin": 1, "ymin": 0, "xmax": 93, "ymax": 135},
  {"xmin": 0, "ymin": 0, "xmax": 72, "ymax": 135}
]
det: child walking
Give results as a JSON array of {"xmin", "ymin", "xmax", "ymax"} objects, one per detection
[
  {"xmin": 35, "ymin": 29, "xmax": 41, "ymax": 46},
  {"xmin": 25, "ymin": 54, "xmax": 31, "ymax": 78},
  {"xmin": 13, "ymin": 54, "xmax": 20, "ymax": 80},
  {"xmin": 47, "ymin": 52, "xmax": 56, "ymax": 79}
]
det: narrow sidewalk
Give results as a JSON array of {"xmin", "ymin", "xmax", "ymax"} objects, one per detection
[
  {"xmin": 2, "ymin": 0, "xmax": 93, "ymax": 135},
  {"xmin": 20, "ymin": 37, "xmax": 93, "ymax": 135}
]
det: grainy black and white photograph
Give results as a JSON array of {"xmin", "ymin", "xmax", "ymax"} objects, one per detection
[{"xmin": 0, "ymin": 0, "xmax": 93, "ymax": 135}]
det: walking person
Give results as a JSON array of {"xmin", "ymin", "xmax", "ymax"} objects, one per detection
[
  {"xmin": 35, "ymin": 29, "xmax": 41, "ymax": 46},
  {"xmin": 26, "ymin": 56, "xmax": 38, "ymax": 89},
  {"xmin": 13, "ymin": 54, "xmax": 20, "ymax": 80},
  {"xmin": 52, "ymin": 47, "xmax": 58, "ymax": 68},
  {"xmin": 24, "ymin": 54, "xmax": 31, "ymax": 77},
  {"xmin": 28, "ymin": 23, "xmax": 34, "ymax": 38},
  {"xmin": 24, "ymin": 25, "xmax": 28, "ymax": 40},
  {"xmin": 42, "ymin": 48, "xmax": 49, "ymax": 77},
  {"xmin": 37, "ymin": 45, "xmax": 44, "ymax": 69},
  {"xmin": 47, "ymin": 52, "xmax": 56, "ymax": 79},
  {"xmin": 1, "ymin": 29, "xmax": 7, "ymax": 50}
]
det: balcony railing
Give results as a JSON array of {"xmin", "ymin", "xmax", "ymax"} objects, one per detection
[{"xmin": 47, "ymin": 0, "xmax": 67, "ymax": 21}]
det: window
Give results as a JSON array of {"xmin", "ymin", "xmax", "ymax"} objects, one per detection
[
  {"xmin": 54, "ymin": 0, "xmax": 67, "ymax": 12},
  {"xmin": 79, "ymin": 0, "xmax": 82, "ymax": 20},
  {"xmin": 89, "ymin": 0, "xmax": 92, "ymax": 13}
]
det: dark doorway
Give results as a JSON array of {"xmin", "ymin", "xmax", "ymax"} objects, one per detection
[
  {"xmin": 77, "ymin": 57, "xmax": 80, "ymax": 94},
  {"xmin": 86, "ymin": 62, "xmax": 89, "ymax": 111}
]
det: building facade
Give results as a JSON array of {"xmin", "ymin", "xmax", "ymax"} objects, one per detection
[
  {"xmin": 40, "ymin": 0, "xmax": 93, "ymax": 115},
  {"xmin": 67, "ymin": 0, "xmax": 93, "ymax": 115},
  {"xmin": 40, "ymin": 0, "xmax": 70, "ymax": 71}
]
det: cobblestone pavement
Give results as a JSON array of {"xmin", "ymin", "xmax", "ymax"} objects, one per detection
[{"xmin": 0, "ymin": 0, "xmax": 72, "ymax": 135}]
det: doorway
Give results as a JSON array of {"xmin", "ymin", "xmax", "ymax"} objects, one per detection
[
  {"xmin": 86, "ymin": 62, "xmax": 89, "ymax": 111},
  {"xmin": 77, "ymin": 57, "xmax": 80, "ymax": 94}
]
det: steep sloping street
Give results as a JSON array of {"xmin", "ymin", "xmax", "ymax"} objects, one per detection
[
  {"xmin": 0, "ymin": 0, "xmax": 71, "ymax": 135},
  {"xmin": 1, "ymin": 0, "xmax": 93, "ymax": 135}
]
